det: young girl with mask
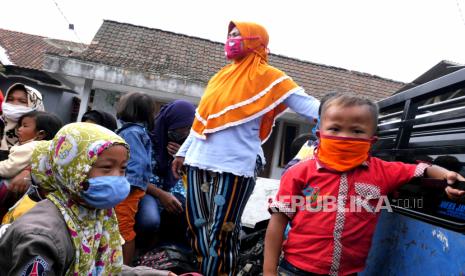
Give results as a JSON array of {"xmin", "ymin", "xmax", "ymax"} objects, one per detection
[
  {"xmin": 115, "ymin": 92, "xmax": 156, "ymax": 265},
  {"xmin": 0, "ymin": 83, "xmax": 44, "ymax": 160},
  {"xmin": 0, "ymin": 122, "xmax": 176, "ymax": 275},
  {"xmin": 263, "ymin": 94, "xmax": 465, "ymax": 275},
  {"xmin": 0, "ymin": 111, "xmax": 62, "ymax": 219}
]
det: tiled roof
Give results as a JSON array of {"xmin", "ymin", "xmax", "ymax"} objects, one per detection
[
  {"xmin": 75, "ymin": 20, "xmax": 404, "ymax": 100},
  {"xmin": 0, "ymin": 28, "xmax": 86, "ymax": 70}
]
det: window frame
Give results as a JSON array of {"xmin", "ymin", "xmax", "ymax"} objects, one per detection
[{"xmin": 278, "ymin": 122, "xmax": 300, "ymax": 168}]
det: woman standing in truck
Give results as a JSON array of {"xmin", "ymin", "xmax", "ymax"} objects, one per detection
[{"xmin": 172, "ymin": 21, "xmax": 320, "ymax": 276}]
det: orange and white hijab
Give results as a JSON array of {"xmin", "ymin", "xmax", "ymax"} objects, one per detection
[{"xmin": 192, "ymin": 21, "xmax": 302, "ymax": 143}]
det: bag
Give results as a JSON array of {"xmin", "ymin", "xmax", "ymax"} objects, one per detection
[
  {"xmin": 236, "ymin": 221, "xmax": 267, "ymax": 276},
  {"xmin": 134, "ymin": 244, "xmax": 199, "ymax": 274}
]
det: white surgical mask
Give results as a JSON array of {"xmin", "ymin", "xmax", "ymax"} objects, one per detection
[{"xmin": 2, "ymin": 103, "xmax": 35, "ymax": 122}]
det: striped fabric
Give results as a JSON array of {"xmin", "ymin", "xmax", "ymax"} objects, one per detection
[{"xmin": 185, "ymin": 166, "xmax": 256, "ymax": 276}]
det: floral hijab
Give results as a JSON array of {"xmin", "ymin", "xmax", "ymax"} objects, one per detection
[
  {"xmin": 30, "ymin": 140, "xmax": 54, "ymax": 192},
  {"xmin": 1, "ymin": 83, "xmax": 45, "ymax": 150},
  {"xmin": 33, "ymin": 122, "xmax": 128, "ymax": 275}
]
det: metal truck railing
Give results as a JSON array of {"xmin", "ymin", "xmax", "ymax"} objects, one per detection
[{"xmin": 372, "ymin": 67, "xmax": 465, "ymax": 232}]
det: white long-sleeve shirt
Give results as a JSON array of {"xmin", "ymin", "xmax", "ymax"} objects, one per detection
[{"xmin": 177, "ymin": 89, "xmax": 320, "ymax": 177}]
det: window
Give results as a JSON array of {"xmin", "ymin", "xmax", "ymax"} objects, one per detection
[
  {"xmin": 279, "ymin": 122, "xmax": 299, "ymax": 167},
  {"xmin": 70, "ymin": 96, "xmax": 81, "ymax": 122},
  {"xmin": 89, "ymin": 89, "xmax": 95, "ymax": 105},
  {"xmin": 155, "ymin": 101, "xmax": 169, "ymax": 115}
]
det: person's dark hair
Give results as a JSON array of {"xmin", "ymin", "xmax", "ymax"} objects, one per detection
[
  {"xmin": 290, "ymin": 133, "xmax": 317, "ymax": 157},
  {"xmin": 116, "ymin": 92, "xmax": 155, "ymax": 130},
  {"xmin": 318, "ymin": 92, "xmax": 341, "ymax": 116},
  {"xmin": 433, "ymin": 155, "xmax": 462, "ymax": 172},
  {"xmin": 320, "ymin": 92, "xmax": 379, "ymax": 130},
  {"xmin": 82, "ymin": 110, "xmax": 117, "ymax": 131},
  {"xmin": 18, "ymin": 111, "xmax": 63, "ymax": 140}
]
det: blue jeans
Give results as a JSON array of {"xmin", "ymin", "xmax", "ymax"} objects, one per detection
[
  {"xmin": 278, "ymin": 259, "xmax": 322, "ymax": 276},
  {"xmin": 278, "ymin": 259, "xmax": 358, "ymax": 276},
  {"xmin": 135, "ymin": 194, "xmax": 161, "ymax": 233}
]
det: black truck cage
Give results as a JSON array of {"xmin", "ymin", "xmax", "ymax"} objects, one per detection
[{"xmin": 372, "ymin": 67, "xmax": 465, "ymax": 231}]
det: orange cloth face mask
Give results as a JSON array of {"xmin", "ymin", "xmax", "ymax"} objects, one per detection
[{"xmin": 316, "ymin": 134, "xmax": 375, "ymax": 172}]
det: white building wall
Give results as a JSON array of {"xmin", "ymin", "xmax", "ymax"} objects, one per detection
[{"xmin": 90, "ymin": 89, "xmax": 122, "ymax": 118}]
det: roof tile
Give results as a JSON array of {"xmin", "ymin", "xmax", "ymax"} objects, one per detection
[
  {"xmin": 1, "ymin": 21, "xmax": 404, "ymax": 100},
  {"xmin": 0, "ymin": 28, "xmax": 86, "ymax": 70}
]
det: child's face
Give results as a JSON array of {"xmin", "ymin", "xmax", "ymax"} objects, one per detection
[
  {"xmin": 17, "ymin": 116, "xmax": 39, "ymax": 144},
  {"xmin": 320, "ymin": 104, "xmax": 376, "ymax": 139},
  {"xmin": 88, "ymin": 145, "xmax": 128, "ymax": 178},
  {"xmin": 6, "ymin": 89, "xmax": 28, "ymax": 106}
]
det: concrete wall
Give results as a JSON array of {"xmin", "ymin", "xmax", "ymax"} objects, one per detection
[
  {"xmin": 57, "ymin": 91, "xmax": 75, "ymax": 123},
  {"xmin": 89, "ymin": 89, "xmax": 121, "ymax": 119},
  {"xmin": 44, "ymin": 55, "xmax": 206, "ymax": 101}
]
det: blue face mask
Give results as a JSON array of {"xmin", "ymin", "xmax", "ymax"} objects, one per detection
[{"xmin": 81, "ymin": 176, "xmax": 130, "ymax": 209}]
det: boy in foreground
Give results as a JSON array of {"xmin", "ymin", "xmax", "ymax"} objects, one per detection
[{"xmin": 263, "ymin": 93, "xmax": 465, "ymax": 275}]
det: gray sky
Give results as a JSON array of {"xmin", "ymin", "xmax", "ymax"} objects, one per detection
[{"xmin": 1, "ymin": 0, "xmax": 465, "ymax": 83}]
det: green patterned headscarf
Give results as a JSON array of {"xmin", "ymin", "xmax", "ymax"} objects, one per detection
[
  {"xmin": 35, "ymin": 122, "xmax": 128, "ymax": 275},
  {"xmin": 31, "ymin": 140, "xmax": 54, "ymax": 192}
]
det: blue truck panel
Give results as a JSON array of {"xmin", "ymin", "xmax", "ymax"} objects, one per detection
[{"xmin": 361, "ymin": 211, "xmax": 465, "ymax": 275}]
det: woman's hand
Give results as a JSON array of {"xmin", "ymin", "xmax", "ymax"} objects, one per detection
[
  {"xmin": 158, "ymin": 189, "xmax": 183, "ymax": 214},
  {"xmin": 8, "ymin": 169, "xmax": 31, "ymax": 194},
  {"xmin": 171, "ymin": 156, "xmax": 185, "ymax": 179},
  {"xmin": 167, "ymin": 142, "xmax": 181, "ymax": 156}
]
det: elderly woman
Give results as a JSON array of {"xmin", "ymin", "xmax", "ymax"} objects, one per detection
[
  {"xmin": 0, "ymin": 123, "xmax": 175, "ymax": 276},
  {"xmin": 172, "ymin": 21, "xmax": 320, "ymax": 275}
]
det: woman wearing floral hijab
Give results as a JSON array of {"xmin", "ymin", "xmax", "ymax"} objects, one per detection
[
  {"xmin": 0, "ymin": 123, "xmax": 174, "ymax": 276},
  {"xmin": 0, "ymin": 83, "xmax": 44, "ymax": 155},
  {"xmin": 172, "ymin": 21, "xmax": 320, "ymax": 275}
]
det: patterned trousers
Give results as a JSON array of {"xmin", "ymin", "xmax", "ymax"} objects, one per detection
[{"xmin": 185, "ymin": 166, "xmax": 256, "ymax": 276}]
